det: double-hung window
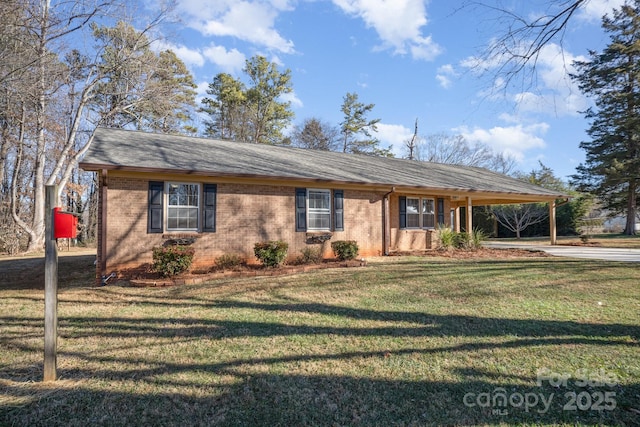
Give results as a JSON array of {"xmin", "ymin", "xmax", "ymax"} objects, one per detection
[
  {"xmin": 406, "ymin": 197, "xmax": 421, "ymax": 228},
  {"xmin": 307, "ymin": 189, "xmax": 331, "ymax": 230},
  {"xmin": 400, "ymin": 196, "xmax": 436, "ymax": 229},
  {"xmin": 295, "ymin": 188, "xmax": 344, "ymax": 232},
  {"xmin": 422, "ymin": 198, "xmax": 435, "ymax": 228},
  {"xmin": 167, "ymin": 183, "xmax": 200, "ymax": 231},
  {"xmin": 148, "ymin": 181, "xmax": 217, "ymax": 233}
]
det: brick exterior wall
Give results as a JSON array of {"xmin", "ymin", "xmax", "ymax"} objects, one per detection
[
  {"xmin": 99, "ymin": 175, "xmax": 384, "ymax": 276},
  {"xmin": 388, "ymin": 193, "xmax": 452, "ymax": 252},
  {"xmin": 95, "ymin": 174, "xmax": 457, "ymax": 279}
]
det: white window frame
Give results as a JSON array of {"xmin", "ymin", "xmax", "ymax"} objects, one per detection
[
  {"xmin": 406, "ymin": 197, "xmax": 421, "ymax": 228},
  {"xmin": 405, "ymin": 197, "xmax": 436, "ymax": 229},
  {"xmin": 307, "ymin": 188, "xmax": 332, "ymax": 231},
  {"xmin": 166, "ymin": 182, "xmax": 200, "ymax": 231},
  {"xmin": 422, "ymin": 198, "xmax": 435, "ymax": 228}
]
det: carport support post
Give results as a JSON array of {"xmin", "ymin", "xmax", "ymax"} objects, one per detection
[
  {"xmin": 549, "ymin": 200, "xmax": 557, "ymax": 245},
  {"xmin": 466, "ymin": 197, "xmax": 473, "ymax": 233},
  {"xmin": 44, "ymin": 184, "xmax": 58, "ymax": 382}
]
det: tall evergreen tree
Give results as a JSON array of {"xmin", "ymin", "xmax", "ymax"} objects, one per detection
[
  {"xmin": 201, "ymin": 55, "xmax": 294, "ymax": 145},
  {"xmin": 201, "ymin": 73, "xmax": 247, "ymax": 141},
  {"xmin": 340, "ymin": 92, "xmax": 390, "ymax": 156},
  {"xmin": 571, "ymin": 1, "xmax": 640, "ymax": 235},
  {"xmin": 244, "ymin": 56, "xmax": 294, "ymax": 145}
]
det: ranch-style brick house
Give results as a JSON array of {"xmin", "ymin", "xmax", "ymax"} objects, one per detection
[{"xmin": 80, "ymin": 128, "xmax": 567, "ymax": 280}]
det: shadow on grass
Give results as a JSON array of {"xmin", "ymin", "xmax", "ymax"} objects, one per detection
[
  {"xmin": 1, "ymin": 257, "xmax": 638, "ymax": 425},
  {"xmin": 1, "ymin": 365, "xmax": 636, "ymax": 426},
  {"xmin": 1, "ymin": 300, "xmax": 638, "ymax": 425},
  {"xmin": 0, "ymin": 254, "xmax": 96, "ymax": 290}
]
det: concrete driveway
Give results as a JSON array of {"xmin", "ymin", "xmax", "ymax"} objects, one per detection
[{"xmin": 485, "ymin": 241, "xmax": 640, "ymax": 263}]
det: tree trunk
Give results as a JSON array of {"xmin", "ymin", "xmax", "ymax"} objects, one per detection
[
  {"xmin": 624, "ymin": 180, "xmax": 637, "ymax": 235},
  {"xmin": 23, "ymin": 0, "xmax": 50, "ymax": 252}
]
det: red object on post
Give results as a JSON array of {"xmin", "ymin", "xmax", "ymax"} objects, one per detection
[{"xmin": 53, "ymin": 207, "xmax": 78, "ymax": 239}]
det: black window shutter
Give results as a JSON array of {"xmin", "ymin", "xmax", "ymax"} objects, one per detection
[
  {"xmin": 333, "ymin": 190, "xmax": 344, "ymax": 231},
  {"xmin": 203, "ymin": 184, "xmax": 217, "ymax": 232},
  {"xmin": 148, "ymin": 181, "xmax": 164, "ymax": 233},
  {"xmin": 399, "ymin": 196, "xmax": 407, "ymax": 229},
  {"xmin": 437, "ymin": 198, "xmax": 445, "ymax": 225},
  {"xmin": 295, "ymin": 188, "xmax": 306, "ymax": 232}
]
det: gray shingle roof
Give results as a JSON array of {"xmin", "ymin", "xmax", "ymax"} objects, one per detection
[{"xmin": 80, "ymin": 128, "xmax": 565, "ymax": 200}]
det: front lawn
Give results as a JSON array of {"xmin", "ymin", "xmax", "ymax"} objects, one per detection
[{"xmin": 0, "ymin": 256, "xmax": 638, "ymax": 426}]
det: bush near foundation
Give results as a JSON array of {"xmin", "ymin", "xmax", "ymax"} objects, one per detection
[
  {"xmin": 331, "ymin": 240, "xmax": 359, "ymax": 261},
  {"xmin": 152, "ymin": 245, "xmax": 195, "ymax": 277},
  {"xmin": 215, "ymin": 253, "xmax": 246, "ymax": 270},
  {"xmin": 254, "ymin": 241, "xmax": 289, "ymax": 267},
  {"xmin": 437, "ymin": 227, "xmax": 485, "ymax": 250},
  {"xmin": 295, "ymin": 247, "xmax": 324, "ymax": 265}
]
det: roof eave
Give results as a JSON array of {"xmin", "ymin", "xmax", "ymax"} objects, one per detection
[{"xmin": 79, "ymin": 162, "xmax": 567, "ymax": 203}]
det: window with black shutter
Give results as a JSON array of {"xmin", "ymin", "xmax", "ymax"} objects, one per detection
[
  {"xmin": 148, "ymin": 181, "xmax": 164, "ymax": 233},
  {"xmin": 400, "ymin": 196, "xmax": 436, "ymax": 229},
  {"xmin": 437, "ymin": 198, "xmax": 445, "ymax": 225},
  {"xmin": 295, "ymin": 188, "xmax": 344, "ymax": 232},
  {"xmin": 202, "ymin": 184, "xmax": 217, "ymax": 232},
  {"xmin": 333, "ymin": 190, "xmax": 344, "ymax": 231},
  {"xmin": 147, "ymin": 181, "xmax": 217, "ymax": 233}
]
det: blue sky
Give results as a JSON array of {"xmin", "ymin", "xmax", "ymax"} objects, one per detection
[{"xmin": 147, "ymin": 0, "xmax": 626, "ymax": 180}]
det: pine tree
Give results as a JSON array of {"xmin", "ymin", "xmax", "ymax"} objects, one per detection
[
  {"xmin": 201, "ymin": 55, "xmax": 294, "ymax": 145},
  {"xmin": 340, "ymin": 92, "xmax": 390, "ymax": 156},
  {"xmin": 571, "ymin": 1, "xmax": 640, "ymax": 235}
]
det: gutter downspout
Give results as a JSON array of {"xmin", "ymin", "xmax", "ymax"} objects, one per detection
[{"xmin": 382, "ymin": 187, "xmax": 395, "ymax": 256}]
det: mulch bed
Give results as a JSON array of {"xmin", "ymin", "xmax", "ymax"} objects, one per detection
[
  {"xmin": 125, "ymin": 248, "xmax": 549, "ymax": 287},
  {"xmin": 127, "ymin": 259, "xmax": 367, "ymax": 287}
]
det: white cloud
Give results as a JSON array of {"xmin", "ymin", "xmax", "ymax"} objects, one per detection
[
  {"xmin": 151, "ymin": 40, "xmax": 205, "ymax": 68},
  {"xmin": 512, "ymin": 43, "xmax": 588, "ymax": 116},
  {"xmin": 455, "ymin": 123, "xmax": 548, "ymax": 162},
  {"xmin": 462, "ymin": 41, "xmax": 589, "ymax": 117},
  {"xmin": 578, "ymin": 0, "xmax": 625, "ymax": 21},
  {"xmin": 376, "ymin": 123, "xmax": 414, "ymax": 157},
  {"xmin": 332, "ymin": 0, "xmax": 442, "ymax": 60},
  {"xmin": 202, "ymin": 44, "xmax": 246, "ymax": 73},
  {"xmin": 435, "ymin": 64, "xmax": 457, "ymax": 89},
  {"xmin": 177, "ymin": 0, "xmax": 295, "ymax": 53},
  {"xmin": 280, "ymin": 91, "xmax": 304, "ymax": 109}
]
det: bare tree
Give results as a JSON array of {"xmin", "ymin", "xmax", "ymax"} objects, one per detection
[
  {"xmin": 491, "ymin": 203, "xmax": 549, "ymax": 238},
  {"xmin": 465, "ymin": 0, "xmax": 587, "ymax": 91},
  {"xmin": 405, "ymin": 118, "xmax": 419, "ymax": 160},
  {"xmin": 291, "ymin": 117, "xmax": 340, "ymax": 151},
  {"xmin": 409, "ymin": 132, "xmax": 518, "ymax": 174},
  {"xmin": 1, "ymin": 1, "xmax": 195, "ymax": 253}
]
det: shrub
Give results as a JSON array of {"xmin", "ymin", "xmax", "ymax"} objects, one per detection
[
  {"xmin": 437, "ymin": 227, "xmax": 484, "ymax": 250},
  {"xmin": 437, "ymin": 226, "xmax": 456, "ymax": 250},
  {"xmin": 215, "ymin": 253, "xmax": 245, "ymax": 270},
  {"xmin": 254, "ymin": 241, "xmax": 288, "ymax": 267},
  {"xmin": 152, "ymin": 245, "xmax": 195, "ymax": 277},
  {"xmin": 469, "ymin": 228, "xmax": 486, "ymax": 249},
  {"xmin": 296, "ymin": 247, "xmax": 324, "ymax": 265},
  {"xmin": 453, "ymin": 232, "xmax": 470, "ymax": 249},
  {"xmin": 331, "ymin": 240, "xmax": 359, "ymax": 261}
]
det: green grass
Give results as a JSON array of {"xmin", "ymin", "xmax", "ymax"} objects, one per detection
[{"xmin": 1, "ymin": 256, "xmax": 639, "ymax": 426}]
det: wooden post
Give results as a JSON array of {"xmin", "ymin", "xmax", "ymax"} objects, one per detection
[
  {"xmin": 454, "ymin": 206, "xmax": 461, "ymax": 232},
  {"xmin": 44, "ymin": 184, "xmax": 58, "ymax": 382},
  {"xmin": 549, "ymin": 200, "xmax": 557, "ymax": 245},
  {"xmin": 466, "ymin": 197, "xmax": 473, "ymax": 233},
  {"xmin": 382, "ymin": 195, "xmax": 389, "ymax": 255}
]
